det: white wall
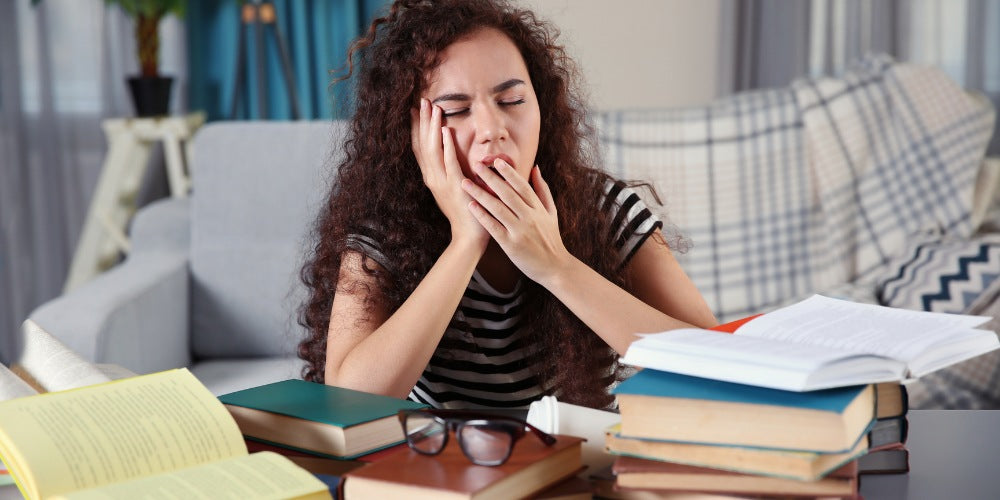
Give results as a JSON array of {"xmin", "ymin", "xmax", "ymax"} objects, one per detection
[{"xmin": 518, "ymin": 0, "xmax": 722, "ymax": 110}]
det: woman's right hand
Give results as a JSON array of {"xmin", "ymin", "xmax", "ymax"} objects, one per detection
[{"xmin": 411, "ymin": 98, "xmax": 490, "ymax": 251}]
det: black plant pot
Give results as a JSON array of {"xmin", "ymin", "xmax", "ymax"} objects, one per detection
[{"xmin": 127, "ymin": 76, "xmax": 173, "ymax": 117}]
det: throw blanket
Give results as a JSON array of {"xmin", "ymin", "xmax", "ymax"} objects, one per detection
[{"xmin": 597, "ymin": 54, "xmax": 995, "ymax": 323}]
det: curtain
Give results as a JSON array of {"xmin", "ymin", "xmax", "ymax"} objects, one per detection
[
  {"xmin": 187, "ymin": 0, "xmax": 389, "ymax": 121},
  {"xmin": 0, "ymin": 0, "xmax": 185, "ymax": 363},
  {"xmin": 719, "ymin": 0, "xmax": 1000, "ymax": 155}
]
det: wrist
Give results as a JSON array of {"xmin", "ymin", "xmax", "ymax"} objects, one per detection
[{"xmin": 534, "ymin": 251, "xmax": 581, "ymax": 290}]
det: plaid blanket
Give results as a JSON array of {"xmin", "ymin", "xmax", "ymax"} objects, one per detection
[{"xmin": 596, "ymin": 54, "xmax": 995, "ymax": 324}]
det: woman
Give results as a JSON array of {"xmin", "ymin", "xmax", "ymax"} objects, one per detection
[{"xmin": 299, "ymin": 0, "xmax": 717, "ymax": 409}]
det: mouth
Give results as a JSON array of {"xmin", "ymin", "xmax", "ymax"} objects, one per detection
[{"xmin": 480, "ymin": 153, "xmax": 516, "ymax": 170}]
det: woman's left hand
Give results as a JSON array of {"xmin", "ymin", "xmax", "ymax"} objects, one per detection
[{"xmin": 461, "ymin": 160, "xmax": 573, "ymax": 284}]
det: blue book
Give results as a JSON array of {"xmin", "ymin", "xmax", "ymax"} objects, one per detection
[{"xmin": 613, "ymin": 369, "xmax": 874, "ymax": 453}]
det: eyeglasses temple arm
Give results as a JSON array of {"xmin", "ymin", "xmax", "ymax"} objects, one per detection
[{"xmin": 524, "ymin": 422, "xmax": 558, "ymax": 445}]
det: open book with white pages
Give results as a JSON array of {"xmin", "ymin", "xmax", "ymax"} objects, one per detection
[{"xmin": 622, "ymin": 295, "xmax": 999, "ymax": 392}]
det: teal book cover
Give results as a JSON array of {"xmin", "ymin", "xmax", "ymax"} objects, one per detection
[
  {"xmin": 218, "ymin": 379, "xmax": 427, "ymax": 428},
  {"xmin": 613, "ymin": 369, "xmax": 868, "ymax": 413}
]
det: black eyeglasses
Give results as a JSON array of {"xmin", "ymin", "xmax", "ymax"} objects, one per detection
[{"xmin": 397, "ymin": 409, "xmax": 557, "ymax": 466}]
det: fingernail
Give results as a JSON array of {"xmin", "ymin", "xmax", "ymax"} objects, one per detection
[{"xmin": 420, "ymin": 98, "xmax": 427, "ymax": 110}]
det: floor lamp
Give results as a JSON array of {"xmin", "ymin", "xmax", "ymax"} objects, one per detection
[{"xmin": 230, "ymin": 0, "xmax": 301, "ymax": 119}]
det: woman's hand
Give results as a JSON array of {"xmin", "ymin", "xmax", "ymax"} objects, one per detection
[
  {"xmin": 411, "ymin": 99, "xmax": 490, "ymax": 251},
  {"xmin": 461, "ymin": 159, "xmax": 574, "ymax": 284}
]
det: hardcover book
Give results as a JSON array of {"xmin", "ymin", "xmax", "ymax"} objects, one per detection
[
  {"xmin": 604, "ymin": 424, "xmax": 868, "ymax": 481},
  {"xmin": 612, "ymin": 369, "xmax": 874, "ymax": 452},
  {"xmin": 0, "ymin": 369, "xmax": 330, "ymax": 500},
  {"xmin": 622, "ymin": 294, "xmax": 996, "ymax": 391},
  {"xmin": 612, "ymin": 456, "xmax": 859, "ymax": 498},
  {"xmin": 218, "ymin": 379, "xmax": 427, "ymax": 459},
  {"xmin": 874, "ymin": 382, "xmax": 908, "ymax": 419},
  {"xmin": 341, "ymin": 435, "xmax": 584, "ymax": 499}
]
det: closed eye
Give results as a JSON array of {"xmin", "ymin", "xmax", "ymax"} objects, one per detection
[
  {"xmin": 500, "ymin": 99, "xmax": 525, "ymax": 106},
  {"xmin": 443, "ymin": 108, "xmax": 470, "ymax": 117}
]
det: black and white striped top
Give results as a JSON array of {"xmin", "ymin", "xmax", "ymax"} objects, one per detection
[{"xmin": 347, "ymin": 181, "xmax": 662, "ymax": 409}]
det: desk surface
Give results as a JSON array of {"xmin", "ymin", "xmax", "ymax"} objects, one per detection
[
  {"xmin": 0, "ymin": 409, "xmax": 995, "ymax": 499},
  {"xmin": 860, "ymin": 410, "xmax": 1000, "ymax": 500}
]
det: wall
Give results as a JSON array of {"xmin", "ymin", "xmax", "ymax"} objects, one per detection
[{"xmin": 518, "ymin": 0, "xmax": 722, "ymax": 110}]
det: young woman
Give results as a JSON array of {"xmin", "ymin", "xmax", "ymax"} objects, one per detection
[{"xmin": 299, "ymin": 0, "xmax": 717, "ymax": 409}]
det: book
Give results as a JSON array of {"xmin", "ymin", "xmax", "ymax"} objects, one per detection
[
  {"xmin": 341, "ymin": 435, "xmax": 584, "ymax": 499},
  {"xmin": 867, "ymin": 416, "xmax": 907, "ymax": 450},
  {"xmin": 605, "ymin": 424, "xmax": 868, "ymax": 481},
  {"xmin": 622, "ymin": 294, "xmax": 997, "ymax": 391},
  {"xmin": 0, "ymin": 368, "xmax": 330, "ymax": 500},
  {"xmin": 612, "ymin": 369, "xmax": 874, "ymax": 452},
  {"xmin": 612, "ymin": 456, "xmax": 859, "ymax": 498},
  {"xmin": 218, "ymin": 379, "xmax": 428, "ymax": 459},
  {"xmin": 858, "ymin": 446, "xmax": 909, "ymax": 475},
  {"xmin": 874, "ymin": 382, "xmax": 908, "ymax": 419}
]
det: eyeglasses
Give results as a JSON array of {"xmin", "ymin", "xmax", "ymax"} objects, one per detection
[{"xmin": 397, "ymin": 409, "xmax": 557, "ymax": 466}]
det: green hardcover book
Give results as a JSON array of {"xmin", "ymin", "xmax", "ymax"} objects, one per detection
[{"xmin": 219, "ymin": 379, "xmax": 427, "ymax": 459}]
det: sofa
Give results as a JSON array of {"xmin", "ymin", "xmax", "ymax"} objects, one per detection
[{"xmin": 26, "ymin": 55, "xmax": 1000, "ymax": 406}]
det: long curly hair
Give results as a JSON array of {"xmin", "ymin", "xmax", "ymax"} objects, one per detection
[{"xmin": 299, "ymin": 0, "xmax": 640, "ymax": 409}]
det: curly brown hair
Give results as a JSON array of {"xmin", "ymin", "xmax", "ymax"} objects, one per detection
[{"xmin": 298, "ymin": 0, "xmax": 643, "ymax": 409}]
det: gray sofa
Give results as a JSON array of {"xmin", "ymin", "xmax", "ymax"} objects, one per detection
[
  {"xmin": 26, "ymin": 56, "xmax": 1000, "ymax": 406},
  {"xmin": 27, "ymin": 121, "xmax": 342, "ymax": 395}
]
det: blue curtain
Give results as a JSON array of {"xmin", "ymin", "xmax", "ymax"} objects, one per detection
[{"xmin": 187, "ymin": 0, "xmax": 388, "ymax": 121}]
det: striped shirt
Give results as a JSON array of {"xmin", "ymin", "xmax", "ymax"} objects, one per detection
[{"xmin": 348, "ymin": 181, "xmax": 662, "ymax": 409}]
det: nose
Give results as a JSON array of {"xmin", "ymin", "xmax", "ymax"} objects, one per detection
[{"xmin": 474, "ymin": 104, "xmax": 508, "ymax": 144}]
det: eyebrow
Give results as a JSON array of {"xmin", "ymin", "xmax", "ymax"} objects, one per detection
[{"xmin": 431, "ymin": 78, "xmax": 526, "ymax": 104}]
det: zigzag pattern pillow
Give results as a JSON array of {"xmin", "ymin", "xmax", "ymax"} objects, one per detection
[{"xmin": 878, "ymin": 234, "xmax": 1000, "ymax": 314}]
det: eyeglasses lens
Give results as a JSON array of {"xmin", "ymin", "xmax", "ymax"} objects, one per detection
[
  {"xmin": 459, "ymin": 423, "xmax": 514, "ymax": 465},
  {"xmin": 405, "ymin": 414, "xmax": 447, "ymax": 454}
]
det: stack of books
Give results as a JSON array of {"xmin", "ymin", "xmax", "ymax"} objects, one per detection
[{"xmin": 607, "ymin": 294, "xmax": 994, "ymax": 498}]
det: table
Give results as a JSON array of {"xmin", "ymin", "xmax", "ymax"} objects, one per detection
[
  {"xmin": 0, "ymin": 409, "xmax": 994, "ymax": 499},
  {"xmin": 859, "ymin": 410, "xmax": 1000, "ymax": 499}
]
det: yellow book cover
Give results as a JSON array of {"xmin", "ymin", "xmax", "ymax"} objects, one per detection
[{"xmin": 0, "ymin": 368, "xmax": 331, "ymax": 500}]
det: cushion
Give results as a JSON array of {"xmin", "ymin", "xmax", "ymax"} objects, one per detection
[
  {"xmin": 189, "ymin": 121, "xmax": 345, "ymax": 359},
  {"xmin": 876, "ymin": 232, "xmax": 1000, "ymax": 409},
  {"xmin": 597, "ymin": 54, "xmax": 995, "ymax": 322}
]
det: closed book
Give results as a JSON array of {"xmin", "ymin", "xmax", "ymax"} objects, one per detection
[
  {"xmin": 612, "ymin": 456, "xmax": 859, "ymax": 499},
  {"xmin": 218, "ymin": 379, "xmax": 427, "ymax": 459},
  {"xmin": 874, "ymin": 382, "xmax": 908, "ymax": 419},
  {"xmin": 867, "ymin": 416, "xmax": 907, "ymax": 450},
  {"xmin": 858, "ymin": 445, "xmax": 909, "ymax": 475},
  {"xmin": 605, "ymin": 424, "xmax": 868, "ymax": 481},
  {"xmin": 342, "ymin": 435, "xmax": 584, "ymax": 499},
  {"xmin": 613, "ymin": 369, "xmax": 875, "ymax": 453}
]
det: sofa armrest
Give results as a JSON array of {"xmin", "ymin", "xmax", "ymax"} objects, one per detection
[
  {"xmin": 27, "ymin": 251, "xmax": 191, "ymax": 374},
  {"xmin": 129, "ymin": 197, "xmax": 190, "ymax": 254}
]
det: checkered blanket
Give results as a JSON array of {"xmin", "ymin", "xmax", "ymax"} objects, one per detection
[{"xmin": 596, "ymin": 54, "xmax": 995, "ymax": 324}]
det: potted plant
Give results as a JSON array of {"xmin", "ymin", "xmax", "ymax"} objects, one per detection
[{"xmin": 32, "ymin": 0, "xmax": 186, "ymax": 117}]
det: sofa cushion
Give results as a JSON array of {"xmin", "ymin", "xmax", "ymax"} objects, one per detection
[
  {"xmin": 597, "ymin": 54, "xmax": 995, "ymax": 322},
  {"xmin": 189, "ymin": 121, "xmax": 344, "ymax": 359}
]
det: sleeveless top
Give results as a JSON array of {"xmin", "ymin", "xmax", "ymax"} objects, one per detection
[{"xmin": 346, "ymin": 181, "xmax": 662, "ymax": 409}]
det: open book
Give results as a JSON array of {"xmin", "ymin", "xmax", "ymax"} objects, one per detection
[
  {"xmin": 0, "ymin": 321, "xmax": 330, "ymax": 499},
  {"xmin": 622, "ymin": 295, "xmax": 999, "ymax": 391}
]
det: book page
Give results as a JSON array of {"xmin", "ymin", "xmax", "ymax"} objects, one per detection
[
  {"xmin": 13, "ymin": 320, "xmax": 111, "ymax": 392},
  {"xmin": 736, "ymin": 295, "xmax": 992, "ymax": 361},
  {"xmin": 0, "ymin": 365, "xmax": 37, "ymax": 402},
  {"xmin": 53, "ymin": 452, "xmax": 331, "ymax": 500},
  {"xmin": 0, "ymin": 369, "xmax": 247, "ymax": 499}
]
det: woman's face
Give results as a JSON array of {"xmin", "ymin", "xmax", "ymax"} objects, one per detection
[{"xmin": 422, "ymin": 28, "xmax": 541, "ymax": 193}]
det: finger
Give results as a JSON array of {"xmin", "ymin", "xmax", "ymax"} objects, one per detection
[
  {"xmin": 467, "ymin": 200, "xmax": 507, "ymax": 240},
  {"xmin": 532, "ymin": 166, "xmax": 556, "ymax": 213},
  {"xmin": 441, "ymin": 127, "xmax": 463, "ymax": 178},
  {"xmin": 493, "ymin": 158, "xmax": 538, "ymax": 209},
  {"xmin": 462, "ymin": 178, "xmax": 518, "ymax": 228},
  {"xmin": 410, "ymin": 107, "xmax": 420, "ymax": 157},
  {"xmin": 473, "ymin": 161, "xmax": 531, "ymax": 216}
]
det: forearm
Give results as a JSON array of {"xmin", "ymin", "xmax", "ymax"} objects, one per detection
[
  {"xmin": 539, "ymin": 257, "xmax": 698, "ymax": 355},
  {"xmin": 327, "ymin": 240, "xmax": 481, "ymax": 398}
]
